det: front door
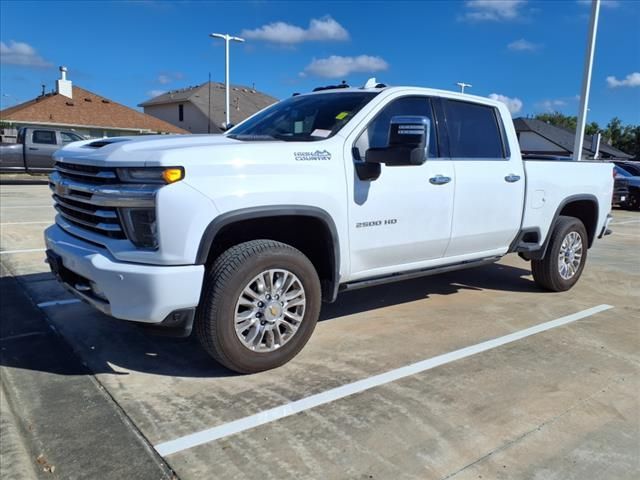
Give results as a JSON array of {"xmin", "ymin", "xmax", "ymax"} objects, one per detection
[
  {"xmin": 345, "ymin": 95, "xmax": 455, "ymax": 280},
  {"xmin": 26, "ymin": 130, "xmax": 59, "ymax": 171}
]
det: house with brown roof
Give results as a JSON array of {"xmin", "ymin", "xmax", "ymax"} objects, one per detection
[{"xmin": 0, "ymin": 67, "xmax": 187, "ymax": 142}]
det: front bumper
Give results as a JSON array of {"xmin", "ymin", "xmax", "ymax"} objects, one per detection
[{"xmin": 44, "ymin": 225, "xmax": 204, "ymax": 324}]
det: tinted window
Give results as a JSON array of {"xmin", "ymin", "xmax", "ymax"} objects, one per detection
[
  {"xmin": 228, "ymin": 91, "xmax": 378, "ymax": 142},
  {"xmin": 443, "ymin": 100, "xmax": 504, "ymax": 159},
  {"xmin": 32, "ymin": 130, "xmax": 57, "ymax": 145},
  {"xmin": 355, "ymin": 96, "xmax": 438, "ymax": 158},
  {"xmin": 61, "ymin": 132, "xmax": 82, "ymax": 143}
]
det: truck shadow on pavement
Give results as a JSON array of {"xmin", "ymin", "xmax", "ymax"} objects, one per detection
[{"xmin": 2, "ymin": 263, "xmax": 537, "ymax": 379}]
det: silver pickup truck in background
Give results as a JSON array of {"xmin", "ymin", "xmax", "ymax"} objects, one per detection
[{"xmin": 0, "ymin": 127, "xmax": 85, "ymax": 173}]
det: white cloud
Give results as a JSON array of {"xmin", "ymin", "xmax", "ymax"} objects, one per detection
[
  {"xmin": 606, "ymin": 72, "xmax": 640, "ymax": 88},
  {"xmin": 241, "ymin": 16, "xmax": 349, "ymax": 44},
  {"xmin": 0, "ymin": 40, "xmax": 52, "ymax": 67},
  {"xmin": 302, "ymin": 55, "xmax": 388, "ymax": 78},
  {"xmin": 462, "ymin": 0, "xmax": 526, "ymax": 21},
  {"xmin": 489, "ymin": 93, "xmax": 523, "ymax": 114},
  {"xmin": 536, "ymin": 99, "xmax": 568, "ymax": 112},
  {"xmin": 508, "ymin": 38, "xmax": 540, "ymax": 52},
  {"xmin": 156, "ymin": 72, "xmax": 184, "ymax": 85},
  {"xmin": 147, "ymin": 89, "xmax": 167, "ymax": 98}
]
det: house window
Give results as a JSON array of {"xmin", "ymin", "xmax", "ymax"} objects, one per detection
[{"xmin": 178, "ymin": 104, "xmax": 184, "ymax": 122}]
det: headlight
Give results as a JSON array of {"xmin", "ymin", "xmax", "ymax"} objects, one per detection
[
  {"xmin": 117, "ymin": 167, "xmax": 184, "ymax": 184},
  {"xmin": 120, "ymin": 207, "xmax": 158, "ymax": 249}
]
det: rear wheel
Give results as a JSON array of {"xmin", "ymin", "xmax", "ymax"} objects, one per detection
[
  {"xmin": 196, "ymin": 240, "xmax": 321, "ymax": 373},
  {"xmin": 626, "ymin": 191, "xmax": 640, "ymax": 211},
  {"xmin": 531, "ymin": 216, "xmax": 588, "ymax": 292}
]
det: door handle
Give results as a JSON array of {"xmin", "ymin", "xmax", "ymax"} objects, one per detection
[
  {"xmin": 429, "ymin": 175, "xmax": 451, "ymax": 185},
  {"xmin": 505, "ymin": 174, "xmax": 521, "ymax": 183},
  {"xmin": 28, "ymin": 147, "xmax": 39, "ymax": 151}
]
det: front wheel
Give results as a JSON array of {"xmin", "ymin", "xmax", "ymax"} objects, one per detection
[
  {"xmin": 531, "ymin": 216, "xmax": 588, "ymax": 292},
  {"xmin": 626, "ymin": 191, "xmax": 640, "ymax": 211},
  {"xmin": 195, "ymin": 240, "xmax": 321, "ymax": 373}
]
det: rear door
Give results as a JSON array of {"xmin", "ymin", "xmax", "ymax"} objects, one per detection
[
  {"xmin": 440, "ymin": 98, "xmax": 525, "ymax": 258},
  {"xmin": 26, "ymin": 129, "xmax": 59, "ymax": 171}
]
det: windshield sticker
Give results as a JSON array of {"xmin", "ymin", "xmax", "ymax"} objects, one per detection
[
  {"xmin": 294, "ymin": 150, "xmax": 332, "ymax": 162},
  {"xmin": 335, "ymin": 111, "xmax": 350, "ymax": 120},
  {"xmin": 311, "ymin": 129, "xmax": 332, "ymax": 138}
]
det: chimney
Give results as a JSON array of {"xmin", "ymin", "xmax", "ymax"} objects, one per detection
[{"xmin": 56, "ymin": 66, "xmax": 72, "ymax": 99}]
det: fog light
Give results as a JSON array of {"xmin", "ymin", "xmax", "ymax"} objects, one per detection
[
  {"xmin": 120, "ymin": 207, "xmax": 158, "ymax": 249},
  {"xmin": 90, "ymin": 282, "xmax": 107, "ymax": 301}
]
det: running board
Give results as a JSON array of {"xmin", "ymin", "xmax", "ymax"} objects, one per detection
[{"xmin": 340, "ymin": 256, "xmax": 502, "ymax": 292}]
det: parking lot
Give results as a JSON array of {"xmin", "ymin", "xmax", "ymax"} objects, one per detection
[{"xmin": 1, "ymin": 181, "xmax": 639, "ymax": 480}]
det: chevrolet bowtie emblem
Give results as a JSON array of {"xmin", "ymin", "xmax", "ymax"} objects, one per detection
[{"xmin": 270, "ymin": 306, "xmax": 278, "ymax": 316}]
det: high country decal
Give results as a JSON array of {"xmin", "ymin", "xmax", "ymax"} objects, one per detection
[{"xmin": 294, "ymin": 150, "xmax": 332, "ymax": 162}]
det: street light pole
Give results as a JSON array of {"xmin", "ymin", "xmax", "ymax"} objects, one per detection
[
  {"xmin": 456, "ymin": 82, "xmax": 472, "ymax": 94},
  {"xmin": 573, "ymin": 0, "xmax": 601, "ymax": 161},
  {"xmin": 210, "ymin": 33, "xmax": 245, "ymax": 129}
]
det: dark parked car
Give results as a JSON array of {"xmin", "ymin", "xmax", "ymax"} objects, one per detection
[{"xmin": 614, "ymin": 165, "xmax": 639, "ymax": 210}]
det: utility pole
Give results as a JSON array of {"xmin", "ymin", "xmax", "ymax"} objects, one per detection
[
  {"xmin": 573, "ymin": 0, "xmax": 600, "ymax": 161},
  {"xmin": 208, "ymin": 72, "xmax": 212, "ymax": 134},
  {"xmin": 209, "ymin": 33, "xmax": 245, "ymax": 129},
  {"xmin": 456, "ymin": 82, "xmax": 472, "ymax": 93}
]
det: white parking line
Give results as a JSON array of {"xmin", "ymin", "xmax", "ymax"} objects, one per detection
[
  {"xmin": 37, "ymin": 299, "xmax": 81, "ymax": 308},
  {"xmin": 611, "ymin": 219, "xmax": 640, "ymax": 225},
  {"xmin": 1, "ymin": 221, "xmax": 52, "ymax": 226},
  {"xmin": 0, "ymin": 248, "xmax": 46, "ymax": 255},
  {"xmin": 0, "ymin": 205, "xmax": 53, "ymax": 209},
  {"xmin": 154, "ymin": 304, "xmax": 613, "ymax": 457}
]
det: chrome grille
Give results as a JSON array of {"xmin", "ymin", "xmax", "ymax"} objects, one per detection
[{"xmin": 50, "ymin": 163, "xmax": 157, "ymax": 243}]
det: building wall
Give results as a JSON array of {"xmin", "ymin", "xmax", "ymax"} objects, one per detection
[{"xmin": 143, "ymin": 103, "xmax": 217, "ymax": 134}]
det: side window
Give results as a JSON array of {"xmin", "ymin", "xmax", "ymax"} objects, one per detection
[
  {"xmin": 443, "ymin": 99, "xmax": 505, "ymax": 159},
  {"xmin": 32, "ymin": 130, "xmax": 57, "ymax": 145},
  {"xmin": 178, "ymin": 104, "xmax": 184, "ymax": 122},
  {"xmin": 355, "ymin": 96, "xmax": 438, "ymax": 159},
  {"xmin": 61, "ymin": 132, "xmax": 81, "ymax": 144}
]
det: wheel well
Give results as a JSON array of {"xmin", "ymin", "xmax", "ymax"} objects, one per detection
[
  {"xmin": 204, "ymin": 215, "xmax": 338, "ymax": 302},
  {"xmin": 558, "ymin": 200, "xmax": 598, "ymax": 247}
]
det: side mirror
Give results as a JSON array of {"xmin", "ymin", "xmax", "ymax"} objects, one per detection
[{"xmin": 365, "ymin": 116, "xmax": 430, "ymax": 166}]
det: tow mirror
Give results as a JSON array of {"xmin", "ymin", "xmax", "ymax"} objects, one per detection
[{"xmin": 365, "ymin": 116, "xmax": 430, "ymax": 166}]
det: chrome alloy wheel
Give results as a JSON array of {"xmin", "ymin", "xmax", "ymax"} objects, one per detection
[
  {"xmin": 557, "ymin": 231, "xmax": 583, "ymax": 280},
  {"xmin": 234, "ymin": 269, "xmax": 306, "ymax": 352}
]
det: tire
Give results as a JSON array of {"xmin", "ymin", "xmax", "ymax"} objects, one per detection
[
  {"xmin": 531, "ymin": 216, "xmax": 588, "ymax": 292},
  {"xmin": 195, "ymin": 240, "xmax": 321, "ymax": 373},
  {"xmin": 626, "ymin": 191, "xmax": 640, "ymax": 211}
]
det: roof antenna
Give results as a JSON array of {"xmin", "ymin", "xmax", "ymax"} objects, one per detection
[
  {"xmin": 364, "ymin": 77, "xmax": 377, "ymax": 89},
  {"xmin": 41, "ymin": 84, "xmax": 46, "ymax": 96}
]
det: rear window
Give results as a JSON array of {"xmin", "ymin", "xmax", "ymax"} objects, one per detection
[{"xmin": 443, "ymin": 99, "xmax": 505, "ymax": 159}]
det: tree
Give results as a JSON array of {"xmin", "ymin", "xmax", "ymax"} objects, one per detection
[{"xmin": 534, "ymin": 112, "xmax": 638, "ymax": 159}]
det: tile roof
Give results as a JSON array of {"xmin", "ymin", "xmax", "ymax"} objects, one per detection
[
  {"xmin": 0, "ymin": 86, "xmax": 187, "ymax": 134},
  {"xmin": 513, "ymin": 117, "xmax": 633, "ymax": 159},
  {"xmin": 139, "ymin": 82, "xmax": 277, "ymax": 128}
]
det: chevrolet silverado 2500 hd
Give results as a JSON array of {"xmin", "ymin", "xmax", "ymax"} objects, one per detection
[{"xmin": 45, "ymin": 84, "xmax": 614, "ymax": 373}]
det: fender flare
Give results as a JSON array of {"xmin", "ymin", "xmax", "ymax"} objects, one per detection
[
  {"xmin": 529, "ymin": 194, "xmax": 599, "ymax": 261},
  {"xmin": 195, "ymin": 205, "xmax": 341, "ymax": 302}
]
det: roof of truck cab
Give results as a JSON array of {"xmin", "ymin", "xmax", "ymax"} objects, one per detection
[{"xmin": 301, "ymin": 85, "xmax": 504, "ymax": 106}]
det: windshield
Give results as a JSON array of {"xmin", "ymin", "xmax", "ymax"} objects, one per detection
[
  {"xmin": 616, "ymin": 163, "xmax": 640, "ymax": 176},
  {"xmin": 227, "ymin": 91, "xmax": 379, "ymax": 142}
]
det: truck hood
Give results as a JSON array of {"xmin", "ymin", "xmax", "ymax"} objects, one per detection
[{"xmin": 54, "ymin": 134, "xmax": 248, "ymax": 166}]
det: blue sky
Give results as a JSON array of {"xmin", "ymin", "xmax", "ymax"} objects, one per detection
[{"xmin": 1, "ymin": 0, "xmax": 639, "ymax": 125}]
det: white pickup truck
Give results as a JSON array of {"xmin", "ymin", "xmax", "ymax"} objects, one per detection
[{"xmin": 45, "ymin": 83, "xmax": 614, "ymax": 373}]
